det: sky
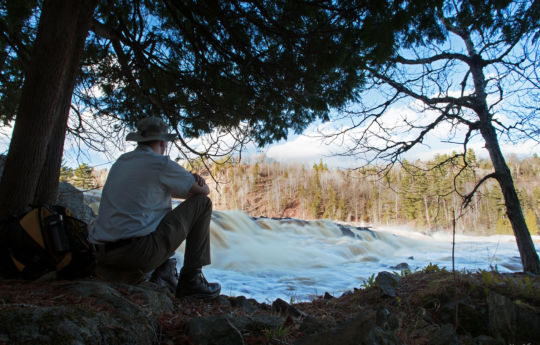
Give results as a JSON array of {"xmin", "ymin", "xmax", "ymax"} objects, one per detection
[
  {"xmin": 264, "ymin": 121, "xmax": 540, "ymax": 168},
  {"xmin": 2, "ymin": 104, "xmax": 537, "ymax": 171},
  {"xmin": 0, "ymin": 0, "xmax": 537, "ymax": 174}
]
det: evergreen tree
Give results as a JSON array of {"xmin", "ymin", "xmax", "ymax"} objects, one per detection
[
  {"xmin": 0, "ymin": 0, "xmax": 455, "ymax": 220},
  {"xmin": 71, "ymin": 163, "xmax": 96, "ymax": 190},
  {"xmin": 59, "ymin": 165, "xmax": 73, "ymax": 183}
]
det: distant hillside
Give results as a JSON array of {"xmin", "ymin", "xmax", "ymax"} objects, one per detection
[
  {"xmin": 200, "ymin": 152, "xmax": 540, "ymax": 236},
  {"xmin": 73, "ymin": 151, "xmax": 540, "ymax": 236}
]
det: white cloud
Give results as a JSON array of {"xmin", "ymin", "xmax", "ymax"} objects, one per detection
[
  {"xmin": 263, "ymin": 102, "xmax": 540, "ymax": 168},
  {"xmin": 266, "ymin": 134, "xmax": 332, "ymax": 163},
  {"xmin": 1, "ymin": 98, "xmax": 538, "ymax": 170}
]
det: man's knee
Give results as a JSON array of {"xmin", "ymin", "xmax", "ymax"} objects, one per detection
[{"xmin": 192, "ymin": 194, "xmax": 212, "ymax": 210}]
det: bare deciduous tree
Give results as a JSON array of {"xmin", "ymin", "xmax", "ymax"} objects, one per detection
[{"xmin": 323, "ymin": 1, "xmax": 540, "ymax": 273}]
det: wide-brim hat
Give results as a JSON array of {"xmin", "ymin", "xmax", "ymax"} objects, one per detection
[{"xmin": 126, "ymin": 117, "xmax": 177, "ymax": 142}]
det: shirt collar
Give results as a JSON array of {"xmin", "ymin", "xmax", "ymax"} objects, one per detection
[{"xmin": 135, "ymin": 144, "xmax": 157, "ymax": 154}]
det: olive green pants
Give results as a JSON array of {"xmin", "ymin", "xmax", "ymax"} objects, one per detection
[{"xmin": 94, "ymin": 194, "xmax": 212, "ymax": 284}]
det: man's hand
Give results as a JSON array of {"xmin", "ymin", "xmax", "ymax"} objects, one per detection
[
  {"xmin": 186, "ymin": 173, "xmax": 210, "ymax": 196},
  {"xmin": 193, "ymin": 173, "xmax": 206, "ymax": 187}
]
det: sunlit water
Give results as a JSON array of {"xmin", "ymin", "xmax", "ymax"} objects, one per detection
[
  {"xmin": 192, "ymin": 210, "xmax": 537, "ymax": 303},
  {"xmin": 85, "ymin": 191, "xmax": 539, "ymax": 303}
]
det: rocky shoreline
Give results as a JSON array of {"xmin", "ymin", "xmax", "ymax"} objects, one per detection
[
  {"xmin": 1, "ymin": 267, "xmax": 539, "ymax": 344},
  {"xmin": 0, "ymin": 175, "xmax": 537, "ymax": 344}
]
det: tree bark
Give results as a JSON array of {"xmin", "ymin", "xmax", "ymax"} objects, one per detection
[
  {"xmin": 34, "ymin": 0, "xmax": 96, "ymax": 205},
  {"xmin": 479, "ymin": 120, "xmax": 540, "ymax": 273},
  {"xmin": 0, "ymin": 0, "xmax": 97, "ymax": 219},
  {"xmin": 464, "ymin": 36, "xmax": 540, "ymax": 273},
  {"xmin": 33, "ymin": 90, "xmax": 71, "ymax": 205}
]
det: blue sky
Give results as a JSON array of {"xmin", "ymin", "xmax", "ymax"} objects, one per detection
[{"xmin": 0, "ymin": 105, "xmax": 538, "ymax": 170}]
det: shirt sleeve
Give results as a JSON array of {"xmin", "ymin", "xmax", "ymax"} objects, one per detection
[{"xmin": 159, "ymin": 158, "xmax": 195, "ymax": 198}]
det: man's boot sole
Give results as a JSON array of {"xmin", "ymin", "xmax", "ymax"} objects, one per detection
[{"xmin": 176, "ymin": 289, "xmax": 221, "ymax": 300}]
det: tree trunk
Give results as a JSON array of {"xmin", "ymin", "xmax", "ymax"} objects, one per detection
[
  {"xmin": 0, "ymin": 0, "xmax": 97, "ymax": 219},
  {"xmin": 33, "ymin": 91, "xmax": 71, "ymax": 205},
  {"xmin": 34, "ymin": 0, "xmax": 96, "ymax": 205},
  {"xmin": 464, "ymin": 39, "xmax": 540, "ymax": 273},
  {"xmin": 479, "ymin": 121, "xmax": 540, "ymax": 273}
]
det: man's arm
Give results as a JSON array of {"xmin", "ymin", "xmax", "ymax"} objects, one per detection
[
  {"xmin": 188, "ymin": 173, "xmax": 210, "ymax": 196},
  {"xmin": 172, "ymin": 173, "xmax": 209, "ymax": 199}
]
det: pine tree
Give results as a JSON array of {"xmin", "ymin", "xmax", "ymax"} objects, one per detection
[
  {"xmin": 71, "ymin": 163, "xmax": 96, "ymax": 190},
  {"xmin": 59, "ymin": 166, "xmax": 73, "ymax": 183}
]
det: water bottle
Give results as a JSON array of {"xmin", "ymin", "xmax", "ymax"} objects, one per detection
[{"xmin": 44, "ymin": 214, "xmax": 70, "ymax": 253}]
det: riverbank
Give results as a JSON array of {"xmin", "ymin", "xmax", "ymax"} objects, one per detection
[{"xmin": 1, "ymin": 267, "xmax": 539, "ymax": 344}]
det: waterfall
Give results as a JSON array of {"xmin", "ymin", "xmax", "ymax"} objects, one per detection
[
  {"xmin": 86, "ymin": 191, "xmax": 535, "ymax": 302},
  {"xmin": 173, "ymin": 210, "xmax": 530, "ymax": 302}
]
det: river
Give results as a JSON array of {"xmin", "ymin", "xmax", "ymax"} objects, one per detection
[{"xmin": 176, "ymin": 210, "xmax": 537, "ymax": 302}]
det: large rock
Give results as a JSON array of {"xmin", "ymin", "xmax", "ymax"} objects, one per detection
[
  {"xmin": 429, "ymin": 324, "xmax": 461, "ymax": 345},
  {"xmin": 441, "ymin": 296, "xmax": 487, "ymax": 335},
  {"xmin": 188, "ymin": 316, "xmax": 245, "ymax": 345},
  {"xmin": 0, "ymin": 155, "xmax": 96, "ymax": 223},
  {"xmin": 364, "ymin": 326, "xmax": 401, "ymax": 345},
  {"xmin": 487, "ymin": 292, "xmax": 540, "ymax": 343},
  {"xmin": 57, "ymin": 182, "xmax": 96, "ymax": 224},
  {"xmin": 228, "ymin": 295, "xmax": 264, "ymax": 314},
  {"xmin": 375, "ymin": 271, "xmax": 401, "ymax": 297},
  {"xmin": 295, "ymin": 309, "xmax": 402, "ymax": 345},
  {"xmin": 272, "ymin": 298, "xmax": 306, "ymax": 317},
  {"xmin": 188, "ymin": 314, "xmax": 285, "ymax": 345},
  {"xmin": 63, "ymin": 280, "xmax": 174, "ymax": 316},
  {"xmin": 0, "ymin": 280, "xmax": 174, "ymax": 345}
]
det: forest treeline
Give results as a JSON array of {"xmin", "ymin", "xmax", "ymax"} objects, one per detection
[
  {"xmin": 64, "ymin": 150, "xmax": 540, "ymax": 236},
  {"xmin": 194, "ymin": 150, "xmax": 540, "ymax": 236}
]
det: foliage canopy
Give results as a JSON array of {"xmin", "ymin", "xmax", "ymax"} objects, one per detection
[{"xmin": 0, "ymin": 0, "xmax": 452, "ymax": 152}]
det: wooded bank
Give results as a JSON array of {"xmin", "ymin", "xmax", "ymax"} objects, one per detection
[
  {"xmin": 67, "ymin": 151, "xmax": 540, "ymax": 236},
  {"xmin": 204, "ymin": 153, "xmax": 540, "ymax": 236}
]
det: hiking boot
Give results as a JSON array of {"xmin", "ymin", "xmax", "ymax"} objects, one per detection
[
  {"xmin": 175, "ymin": 268, "xmax": 221, "ymax": 299},
  {"xmin": 149, "ymin": 258, "xmax": 179, "ymax": 294}
]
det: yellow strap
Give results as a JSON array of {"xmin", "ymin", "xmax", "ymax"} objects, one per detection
[
  {"xmin": 19, "ymin": 209, "xmax": 48, "ymax": 248},
  {"xmin": 56, "ymin": 252, "xmax": 72, "ymax": 271},
  {"xmin": 10, "ymin": 255, "xmax": 25, "ymax": 271}
]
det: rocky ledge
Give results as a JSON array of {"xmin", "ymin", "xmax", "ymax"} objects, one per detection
[{"xmin": 1, "ymin": 268, "xmax": 539, "ymax": 344}]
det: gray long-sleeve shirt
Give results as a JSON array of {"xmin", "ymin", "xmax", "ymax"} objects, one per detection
[{"xmin": 89, "ymin": 145, "xmax": 194, "ymax": 244}]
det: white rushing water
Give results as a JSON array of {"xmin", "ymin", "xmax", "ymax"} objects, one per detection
[
  {"xmin": 85, "ymin": 191, "xmax": 539, "ymax": 303},
  {"xmin": 174, "ymin": 210, "xmax": 538, "ymax": 303}
]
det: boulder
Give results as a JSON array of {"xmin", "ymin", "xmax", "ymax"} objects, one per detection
[
  {"xmin": 188, "ymin": 316, "xmax": 245, "ymax": 345},
  {"xmin": 57, "ymin": 182, "xmax": 96, "ymax": 223},
  {"xmin": 63, "ymin": 280, "xmax": 174, "ymax": 315},
  {"xmin": 0, "ymin": 155, "xmax": 96, "ymax": 223},
  {"xmin": 487, "ymin": 291, "xmax": 540, "ymax": 343},
  {"xmin": 340, "ymin": 290, "xmax": 353, "ymax": 297},
  {"xmin": 375, "ymin": 271, "xmax": 401, "ymax": 297},
  {"xmin": 295, "ymin": 309, "xmax": 401, "ymax": 345},
  {"xmin": 375, "ymin": 307, "xmax": 400, "ymax": 332},
  {"xmin": 229, "ymin": 296, "xmax": 263, "ymax": 314},
  {"xmin": 441, "ymin": 296, "xmax": 487, "ymax": 335},
  {"xmin": 364, "ymin": 326, "xmax": 401, "ymax": 345},
  {"xmin": 188, "ymin": 314, "xmax": 285, "ymax": 345},
  {"xmin": 272, "ymin": 298, "xmax": 306, "ymax": 317},
  {"xmin": 389, "ymin": 262, "xmax": 410, "ymax": 272},
  {"xmin": 429, "ymin": 324, "xmax": 461, "ymax": 345},
  {"xmin": 471, "ymin": 335, "xmax": 505, "ymax": 345},
  {"xmin": 0, "ymin": 280, "xmax": 174, "ymax": 345}
]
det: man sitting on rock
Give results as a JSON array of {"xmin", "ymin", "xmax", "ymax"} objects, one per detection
[{"xmin": 89, "ymin": 117, "xmax": 221, "ymax": 299}]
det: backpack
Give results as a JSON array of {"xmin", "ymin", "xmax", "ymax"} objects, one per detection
[{"xmin": 0, "ymin": 204, "xmax": 96, "ymax": 280}]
